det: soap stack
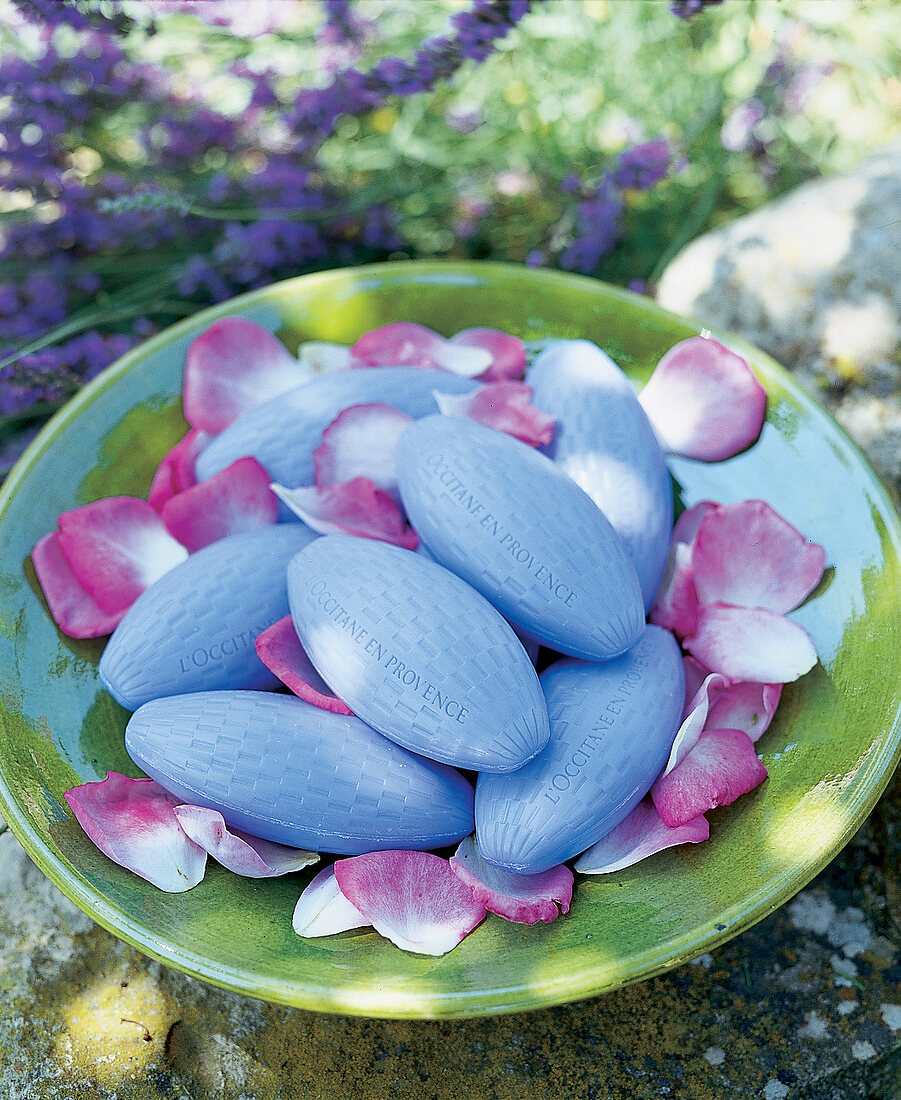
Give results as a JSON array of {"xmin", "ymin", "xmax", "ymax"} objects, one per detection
[{"xmin": 105, "ymin": 339, "xmax": 686, "ymax": 875}]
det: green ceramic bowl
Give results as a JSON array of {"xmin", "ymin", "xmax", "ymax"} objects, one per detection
[{"xmin": 1, "ymin": 261, "xmax": 899, "ymax": 1019}]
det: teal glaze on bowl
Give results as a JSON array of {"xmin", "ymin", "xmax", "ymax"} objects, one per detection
[{"xmin": 0, "ymin": 261, "xmax": 899, "ymax": 1019}]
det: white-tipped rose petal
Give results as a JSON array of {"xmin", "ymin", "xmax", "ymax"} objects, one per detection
[
  {"xmin": 147, "ymin": 428, "xmax": 210, "ymax": 511},
  {"xmin": 638, "ymin": 335, "xmax": 767, "ymax": 460},
  {"xmin": 173, "ymin": 805, "xmax": 318, "ymax": 878},
  {"xmin": 683, "ymin": 655, "xmax": 714, "ymax": 704},
  {"xmin": 449, "ymin": 834, "xmax": 572, "ymax": 924},
  {"xmin": 292, "ymin": 865, "xmax": 370, "ymax": 938},
  {"xmin": 57, "ymin": 496, "xmax": 188, "ymax": 614},
  {"xmin": 255, "ymin": 616, "xmax": 353, "ymax": 715},
  {"xmin": 334, "ymin": 850, "xmax": 487, "ymax": 956},
  {"xmin": 32, "ymin": 531, "xmax": 125, "ymax": 639},
  {"xmin": 663, "ymin": 670, "xmax": 730, "ymax": 775},
  {"xmin": 574, "ymin": 797, "xmax": 710, "ymax": 874},
  {"xmin": 350, "ymin": 322, "xmax": 445, "ymax": 369},
  {"xmin": 272, "ymin": 478, "xmax": 418, "ymax": 550},
  {"xmin": 313, "ymin": 403, "xmax": 414, "ymax": 498},
  {"xmin": 651, "ymin": 729, "xmax": 769, "ymax": 828},
  {"xmin": 433, "ymin": 382, "xmax": 555, "ymax": 447},
  {"xmin": 64, "ymin": 771, "xmax": 206, "ymax": 892},
  {"xmin": 160, "ymin": 456, "xmax": 278, "ymax": 552},
  {"xmin": 297, "ymin": 341, "xmax": 353, "ymax": 375},
  {"xmin": 449, "ymin": 327, "xmax": 527, "ymax": 381},
  {"xmin": 706, "ymin": 680, "xmax": 782, "ymax": 743},
  {"xmin": 432, "ymin": 342, "xmax": 493, "ymax": 378},
  {"xmin": 648, "ymin": 542, "xmax": 699, "ymax": 639},
  {"xmin": 692, "ymin": 499, "xmax": 826, "ymax": 614},
  {"xmin": 183, "ymin": 317, "xmax": 303, "ymax": 434},
  {"xmin": 685, "ymin": 602, "xmax": 818, "ymax": 683}
]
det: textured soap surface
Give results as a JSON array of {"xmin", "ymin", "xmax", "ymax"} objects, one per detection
[
  {"xmin": 475, "ymin": 625, "xmax": 685, "ymax": 874},
  {"xmin": 395, "ymin": 415, "xmax": 645, "ymax": 661},
  {"xmin": 195, "ymin": 366, "xmax": 479, "ymax": 486},
  {"xmin": 287, "ymin": 535, "xmax": 549, "ymax": 772},
  {"xmin": 100, "ymin": 524, "xmax": 317, "ymax": 711},
  {"xmin": 125, "ymin": 690, "xmax": 474, "ymax": 854},
  {"xmin": 527, "ymin": 339, "xmax": 673, "ymax": 609}
]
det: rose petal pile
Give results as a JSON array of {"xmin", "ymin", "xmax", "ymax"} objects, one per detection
[{"xmin": 34, "ymin": 316, "xmax": 827, "ymax": 957}]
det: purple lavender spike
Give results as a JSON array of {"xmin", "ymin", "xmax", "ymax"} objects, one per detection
[
  {"xmin": 99, "ymin": 525, "xmax": 317, "ymax": 711},
  {"xmin": 526, "ymin": 339, "xmax": 673, "ymax": 608},
  {"xmin": 395, "ymin": 415, "xmax": 645, "ymax": 661},
  {"xmin": 287, "ymin": 535, "xmax": 549, "ymax": 772},
  {"xmin": 475, "ymin": 625, "xmax": 685, "ymax": 875},
  {"xmin": 195, "ymin": 366, "xmax": 479, "ymax": 487},
  {"xmin": 125, "ymin": 690, "xmax": 474, "ymax": 854}
]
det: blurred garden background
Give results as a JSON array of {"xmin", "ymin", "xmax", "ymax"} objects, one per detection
[{"xmin": 1, "ymin": 0, "xmax": 900, "ymax": 477}]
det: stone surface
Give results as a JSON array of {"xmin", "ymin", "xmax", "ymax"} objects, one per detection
[{"xmin": 3, "ymin": 145, "xmax": 901, "ymax": 1098}]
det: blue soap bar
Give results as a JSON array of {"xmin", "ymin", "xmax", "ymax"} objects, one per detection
[
  {"xmin": 395, "ymin": 415, "xmax": 645, "ymax": 661},
  {"xmin": 99, "ymin": 525, "xmax": 317, "ymax": 711},
  {"xmin": 526, "ymin": 339, "xmax": 673, "ymax": 608},
  {"xmin": 125, "ymin": 690, "xmax": 474, "ymax": 854},
  {"xmin": 195, "ymin": 366, "xmax": 479, "ymax": 486},
  {"xmin": 475, "ymin": 625, "xmax": 684, "ymax": 874},
  {"xmin": 287, "ymin": 535, "xmax": 549, "ymax": 772}
]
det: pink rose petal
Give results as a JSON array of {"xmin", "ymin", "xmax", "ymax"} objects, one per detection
[
  {"xmin": 292, "ymin": 864, "xmax": 370, "ymax": 938},
  {"xmin": 682, "ymin": 654, "xmax": 713, "ymax": 704},
  {"xmin": 31, "ymin": 531, "xmax": 125, "ymax": 639},
  {"xmin": 147, "ymin": 428, "xmax": 210, "ymax": 511},
  {"xmin": 183, "ymin": 317, "xmax": 304, "ymax": 434},
  {"xmin": 707, "ymin": 680, "xmax": 782, "ymax": 744},
  {"xmin": 349, "ymin": 322, "xmax": 446, "ymax": 369},
  {"xmin": 57, "ymin": 497, "xmax": 188, "ymax": 614},
  {"xmin": 255, "ymin": 616, "xmax": 353, "ymax": 715},
  {"xmin": 672, "ymin": 501, "xmax": 717, "ymax": 547},
  {"xmin": 272, "ymin": 478, "xmax": 418, "ymax": 550},
  {"xmin": 297, "ymin": 341, "xmax": 353, "ymax": 374},
  {"xmin": 64, "ymin": 771, "xmax": 206, "ymax": 892},
  {"xmin": 450, "ymin": 834, "xmax": 572, "ymax": 924},
  {"xmin": 638, "ymin": 335, "xmax": 767, "ymax": 460},
  {"xmin": 334, "ymin": 850, "xmax": 487, "ymax": 956},
  {"xmin": 663, "ymin": 670, "xmax": 730, "ymax": 775},
  {"xmin": 348, "ymin": 323, "xmax": 492, "ymax": 377},
  {"xmin": 651, "ymin": 729, "xmax": 768, "ymax": 828},
  {"xmin": 574, "ymin": 797, "xmax": 709, "ymax": 874},
  {"xmin": 313, "ymin": 403, "xmax": 413, "ymax": 499},
  {"xmin": 172, "ymin": 805, "xmax": 319, "ymax": 878},
  {"xmin": 433, "ymin": 382, "xmax": 555, "ymax": 447},
  {"xmin": 685, "ymin": 602, "xmax": 818, "ymax": 683},
  {"xmin": 160, "ymin": 456, "xmax": 278, "ymax": 552},
  {"xmin": 692, "ymin": 499, "xmax": 826, "ymax": 614},
  {"xmin": 648, "ymin": 542, "xmax": 699, "ymax": 638},
  {"xmin": 449, "ymin": 328, "xmax": 527, "ymax": 381}
]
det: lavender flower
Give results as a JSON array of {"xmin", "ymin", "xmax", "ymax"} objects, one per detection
[
  {"xmin": 670, "ymin": 0, "xmax": 723, "ymax": 17},
  {"xmin": 613, "ymin": 139, "xmax": 671, "ymax": 191}
]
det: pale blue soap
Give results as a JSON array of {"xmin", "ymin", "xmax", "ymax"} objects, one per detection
[
  {"xmin": 195, "ymin": 366, "xmax": 479, "ymax": 486},
  {"xmin": 527, "ymin": 339, "xmax": 673, "ymax": 609},
  {"xmin": 396, "ymin": 415, "xmax": 645, "ymax": 661},
  {"xmin": 475, "ymin": 625, "xmax": 685, "ymax": 874},
  {"xmin": 125, "ymin": 690, "xmax": 474, "ymax": 854},
  {"xmin": 99, "ymin": 524, "xmax": 317, "ymax": 711},
  {"xmin": 287, "ymin": 535, "xmax": 549, "ymax": 773}
]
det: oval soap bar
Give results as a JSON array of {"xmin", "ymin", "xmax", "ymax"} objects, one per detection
[
  {"xmin": 475, "ymin": 625, "xmax": 684, "ymax": 874},
  {"xmin": 125, "ymin": 690, "xmax": 474, "ymax": 854},
  {"xmin": 287, "ymin": 535, "xmax": 549, "ymax": 772},
  {"xmin": 527, "ymin": 339, "xmax": 673, "ymax": 608},
  {"xmin": 195, "ymin": 366, "xmax": 479, "ymax": 486},
  {"xmin": 100, "ymin": 524, "xmax": 317, "ymax": 711},
  {"xmin": 396, "ymin": 415, "xmax": 645, "ymax": 660}
]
